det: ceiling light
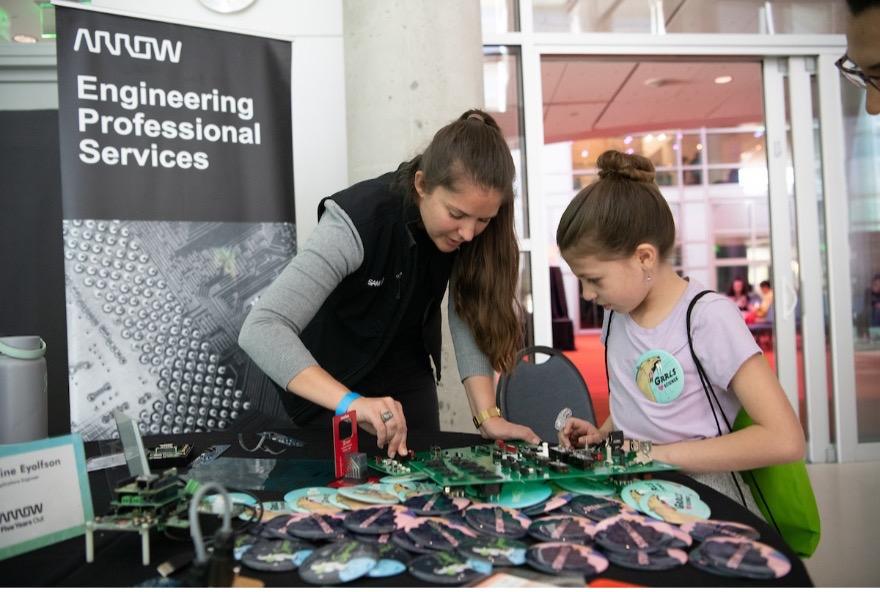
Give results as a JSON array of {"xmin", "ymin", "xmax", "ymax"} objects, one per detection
[
  {"xmin": 623, "ymin": 136, "xmax": 633, "ymax": 145},
  {"xmin": 714, "ymin": 75, "xmax": 733, "ymax": 85},
  {"xmin": 626, "ymin": 148, "xmax": 634, "ymax": 155},
  {"xmin": 645, "ymin": 134, "xmax": 654, "ymax": 143},
  {"xmin": 13, "ymin": 34, "xmax": 37, "ymax": 43},
  {"xmin": 658, "ymin": 133, "xmax": 667, "ymax": 141},
  {"xmin": 696, "ymin": 143, "xmax": 703, "ymax": 151},
  {"xmin": 580, "ymin": 149, "xmax": 589, "ymax": 158}
]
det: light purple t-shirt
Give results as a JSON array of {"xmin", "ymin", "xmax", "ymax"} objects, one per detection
[{"xmin": 601, "ymin": 279, "xmax": 761, "ymax": 444}]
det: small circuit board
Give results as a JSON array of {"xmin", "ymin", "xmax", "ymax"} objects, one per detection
[{"xmin": 369, "ymin": 436, "xmax": 675, "ymax": 487}]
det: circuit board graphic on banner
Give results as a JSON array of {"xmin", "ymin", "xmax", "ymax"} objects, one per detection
[
  {"xmin": 63, "ymin": 220, "xmax": 296, "ymax": 440},
  {"xmin": 56, "ymin": 6, "xmax": 295, "ymax": 440}
]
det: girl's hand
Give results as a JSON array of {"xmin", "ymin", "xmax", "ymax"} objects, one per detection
[
  {"xmin": 349, "ymin": 396, "xmax": 408, "ymax": 458},
  {"xmin": 479, "ymin": 417, "xmax": 541, "ymax": 444},
  {"xmin": 559, "ymin": 417, "xmax": 604, "ymax": 448}
]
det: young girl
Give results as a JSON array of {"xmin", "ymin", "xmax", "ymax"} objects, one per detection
[
  {"xmin": 555, "ymin": 149, "xmax": 804, "ymax": 510},
  {"xmin": 239, "ymin": 109, "xmax": 539, "ymax": 458}
]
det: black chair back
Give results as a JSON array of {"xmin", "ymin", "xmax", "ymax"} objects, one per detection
[{"xmin": 496, "ymin": 345, "xmax": 595, "ymax": 442}]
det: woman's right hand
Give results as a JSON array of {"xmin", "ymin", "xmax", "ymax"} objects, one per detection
[
  {"xmin": 559, "ymin": 417, "xmax": 604, "ymax": 448},
  {"xmin": 349, "ymin": 396, "xmax": 408, "ymax": 458}
]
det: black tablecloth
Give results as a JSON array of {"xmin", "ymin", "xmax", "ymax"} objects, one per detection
[{"xmin": 0, "ymin": 413, "xmax": 812, "ymax": 587}]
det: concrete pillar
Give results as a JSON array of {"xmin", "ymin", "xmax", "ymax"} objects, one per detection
[{"xmin": 343, "ymin": 0, "xmax": 484, "ymax": 433}]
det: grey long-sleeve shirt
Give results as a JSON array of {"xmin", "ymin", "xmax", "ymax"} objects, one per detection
[{"xmin": 238, "ymin": 200, "xmax": 494, "ymax": 391}]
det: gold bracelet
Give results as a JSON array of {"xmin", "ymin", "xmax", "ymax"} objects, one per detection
[{"xmin": 472, "ymin": 406, "xmax": 502, "ymax": 429}]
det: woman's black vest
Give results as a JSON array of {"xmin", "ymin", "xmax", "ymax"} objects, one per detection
[{"xmin": 281, "ymin": 172, "xmax": 456, "ymax": 424}]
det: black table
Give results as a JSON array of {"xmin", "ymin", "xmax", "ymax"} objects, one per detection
[{"xmin": 0, "ymin": 415, "xmax": 812, "ymax": 587}]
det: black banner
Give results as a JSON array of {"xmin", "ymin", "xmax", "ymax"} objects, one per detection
[{"xmin": 57, "ymin": 6, "xmax": 295, "ymax": 439}]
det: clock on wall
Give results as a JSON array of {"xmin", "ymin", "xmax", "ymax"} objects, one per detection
[{"xmin": 198, "ymin": 0, "xmax": 257, "ymax": 14}]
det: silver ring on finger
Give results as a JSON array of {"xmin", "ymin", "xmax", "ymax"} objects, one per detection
[{"xmin": 381, "ymin": 410, "xmax": 394, "ymax": 423}]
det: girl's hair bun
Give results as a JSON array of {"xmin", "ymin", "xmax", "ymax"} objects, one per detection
[{"xmin": 597, "ymin": 150, "xmax": 656, "ymax": 183}]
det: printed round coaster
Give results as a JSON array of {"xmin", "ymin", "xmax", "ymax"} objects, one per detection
[
  {"xmin": 202, "ymin": 492, "xmax": 258, "ymax": 521},
  {"xmin": 298, "ymin": 539, "xmax": 378, "ymax": 585},
  {"xmin": 593, "ymin": 513, "xmax": 692, "ymax": 554},
  {"xmin": 380, "ymin": 472, "xmax": 430, "ymax": 484},
  {"xmin": 408, "ymin": 550, "xmax": 492, "ymax": 585},
  {"xmin": 337, "ymin": 483, "xmax": 402, "ymax": 505},
  {"xmin": 402, "ymin": 516, "xmax": 479, "ymax": 551},
  {"xmin": 342, "ymin": 505, "xmax": 408, "ymax": 535},
  {"xmin": 283, "ymin": 486, "xmax": 339, "ymax": 513},
  {"xmin": 366, "ymin": 542, "xmax": 412, "ymax": 578},
  {"xmin": 565, "ymin": 494, "xmax": 630, "ymax": 522},
  {"xmin": 606, "ymin": 547, "xmax": 688, "ymax": 571},
  {"xmin": 527, "ymin": 514, "xmax": 597, "ymax": 543},
  {"xmin": 485, "ymin": 481, "xmax": 553, "ymax": 509},
  {"xmin": 554, "ymin": 478, "xmax": 617, "ymax": 497},
  {"xmin": 389, "ymin": 480, "xmax": 442, "ymax": 499},
  {"xmin": 255, "ymin": 515, "xmax": 297, "ymax": 541},
  {"xmin": 690, "ymin": 536, "xmax": 791, "ymax": 580},
  {"xmin": 326, "ymin": 492, "xmax": 372, "ymax": 511},
  {"xmin": 680, "ymin": 519, "xmax": 760, "ymax": 542},
  {"xmin": 620, "ymin": 479, "xmax": 698, "ymax": 513},
  {"xmin": 463, "ymin": 504, "xmax": 531, "ymax": 539},
  {"xmin": 260, "ymin": 500, "xmax": 293, "ymax": 515},
  {"xmin": 525, "ymin": 542, "xmax": 609, "ymax": 577},
  {"xmin": 391, "ymin": 529, "xmax": 431, "ymax": 554},
  {"xmin": 285, "ymin": 512, "xmax": 347, "ymax": 541},
  {"xmin": 638, "ymin": 490, "xmax": 711, "ymax": 524},
  {"xmin": 241, "ymin": 538, "xmax": 314, "ymax": 572},
  {"xmin": 403, "ymin": 492, "xmax": 470, "ymax": 516},
  {"xmin": 457, "ymin": 536, "xmax": 528, "ymax": 567},
  {"xmin": 233, "ymin": 533, "xmax": 258, "ymax": 561},
  {"xmin": 521, "ymin": 492, "xmax": 574, "ymax": 517}
]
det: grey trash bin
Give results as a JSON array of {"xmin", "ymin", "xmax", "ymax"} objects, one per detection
[{"xmin": 0, "ymin": 336, "xmax": 48, "ymax": 444}]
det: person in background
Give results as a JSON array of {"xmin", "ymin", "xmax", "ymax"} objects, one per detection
[
  {"xmin": 726, "ymin": 277, "xmax": 754, "ymax": 314},
  {"xmin": 555, "ymin": 150, "xmax": 804, "ymax": 512},
  {"xmin": 869, "ymin": 273, "xmax": 880, "ymax": 327},
  {"xmin": 239, "ymin": 109, "xmax": 540, "ymax": 458},
  {"xmin": 745, "ymin": 280, "xmax": 773, "ymax": 325},
  {"xmin": 838, "ymin": 0, "xmax": 880, "ymax": 115}
]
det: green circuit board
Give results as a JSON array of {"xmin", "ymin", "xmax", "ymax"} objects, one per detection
[{"xmin": 369, "ymin": 440, "xmax": 675, "ymax": 487}]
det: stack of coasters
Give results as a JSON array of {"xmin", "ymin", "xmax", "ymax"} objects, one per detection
[
  {"xmin": 528, "ymin": 514, "xmax": 596, "ymax": 544},
  {"xmin": 342, "ymin": 505, "xmax": 408, "ymax": 535},
  {"xmin": 680, "ymin": 519, "xmax": 760, "ymax": 542},
  {"xmin": 298, "ymin": 540, "xmax": 378, "ymax": 585},
  {"xmin": 526, "ymin": 542, "xmax": 609, "ymax": 577},
  {"xmin": 457, "ymin": 536, "xmax": 528, "ymax": 567},
  {"xmin": 621, "ymin": 479, "xmax": 711, "ymax": 524},
  {"xmin": 285, "ymin": 512, "xmax": 348, "ymax": 541},
  {"xmin": 564, "ymin": 494, "xmax": 631, "ymax": 522},
  {"xmin": 689, "ymin": 537, "xmax": 791, "ymax": 579},
  {"xmin": 241, "ymin": 538, "xmax": 315, "ymax": 572},
  {"xmin": 464, "ymin": 504, "xmax": 532, "ymax": 539},
  {"xmin": 592, "ymin": 513, "xmax": 692, "ymax": 571},
  {"xmin": 403, "ymin": 492, "xmax": 470, "ymax": 516},
  {"xmin": 408, "ymin": 550, "xmax": 492, "ymax": 585},
  {"xmin": 521, "ymin": 492, "xmax": 574, "ymax": 517}
]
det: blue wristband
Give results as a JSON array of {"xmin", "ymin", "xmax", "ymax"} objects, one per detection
[{"xmin": 335, "ymin": 391, "xmax": 362, "ymax": 416}]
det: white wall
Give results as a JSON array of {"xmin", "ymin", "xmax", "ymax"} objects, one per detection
[{"xmin": 1, "ymin": 0, "xmax": 348, "ymax": 245}]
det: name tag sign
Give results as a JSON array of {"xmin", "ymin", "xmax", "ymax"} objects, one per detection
[{"xmin": 0, "ymin": 434, "xmax": 94, "ymax": 560}]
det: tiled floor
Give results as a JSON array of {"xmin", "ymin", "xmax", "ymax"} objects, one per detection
[{"xmin": 804, "ymin": 460, "xmax": 880, "ymax": 586}]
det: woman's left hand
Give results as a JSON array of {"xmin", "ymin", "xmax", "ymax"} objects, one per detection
[{"xmin": 479, "ymin": 416, "xmax": 541, "ymax": 444}]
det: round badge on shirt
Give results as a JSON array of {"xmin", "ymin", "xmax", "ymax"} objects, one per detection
[{"xmin": 634, "ymin": 349, "xmax": 684, "ymax": 403}]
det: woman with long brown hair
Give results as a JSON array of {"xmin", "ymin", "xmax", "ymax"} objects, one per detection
[{"xmin": 240, "ymin": 109, "xmax": 539, "ymax": 456}]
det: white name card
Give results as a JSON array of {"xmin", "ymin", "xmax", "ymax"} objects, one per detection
[{"xmin": 0, "ymin": 434, "xmax": 94, "ymax": 560}]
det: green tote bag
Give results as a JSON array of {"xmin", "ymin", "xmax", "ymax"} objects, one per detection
[{"xmin": 686, "ymin": 290, "xmax": 821, "ymax": 558}]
